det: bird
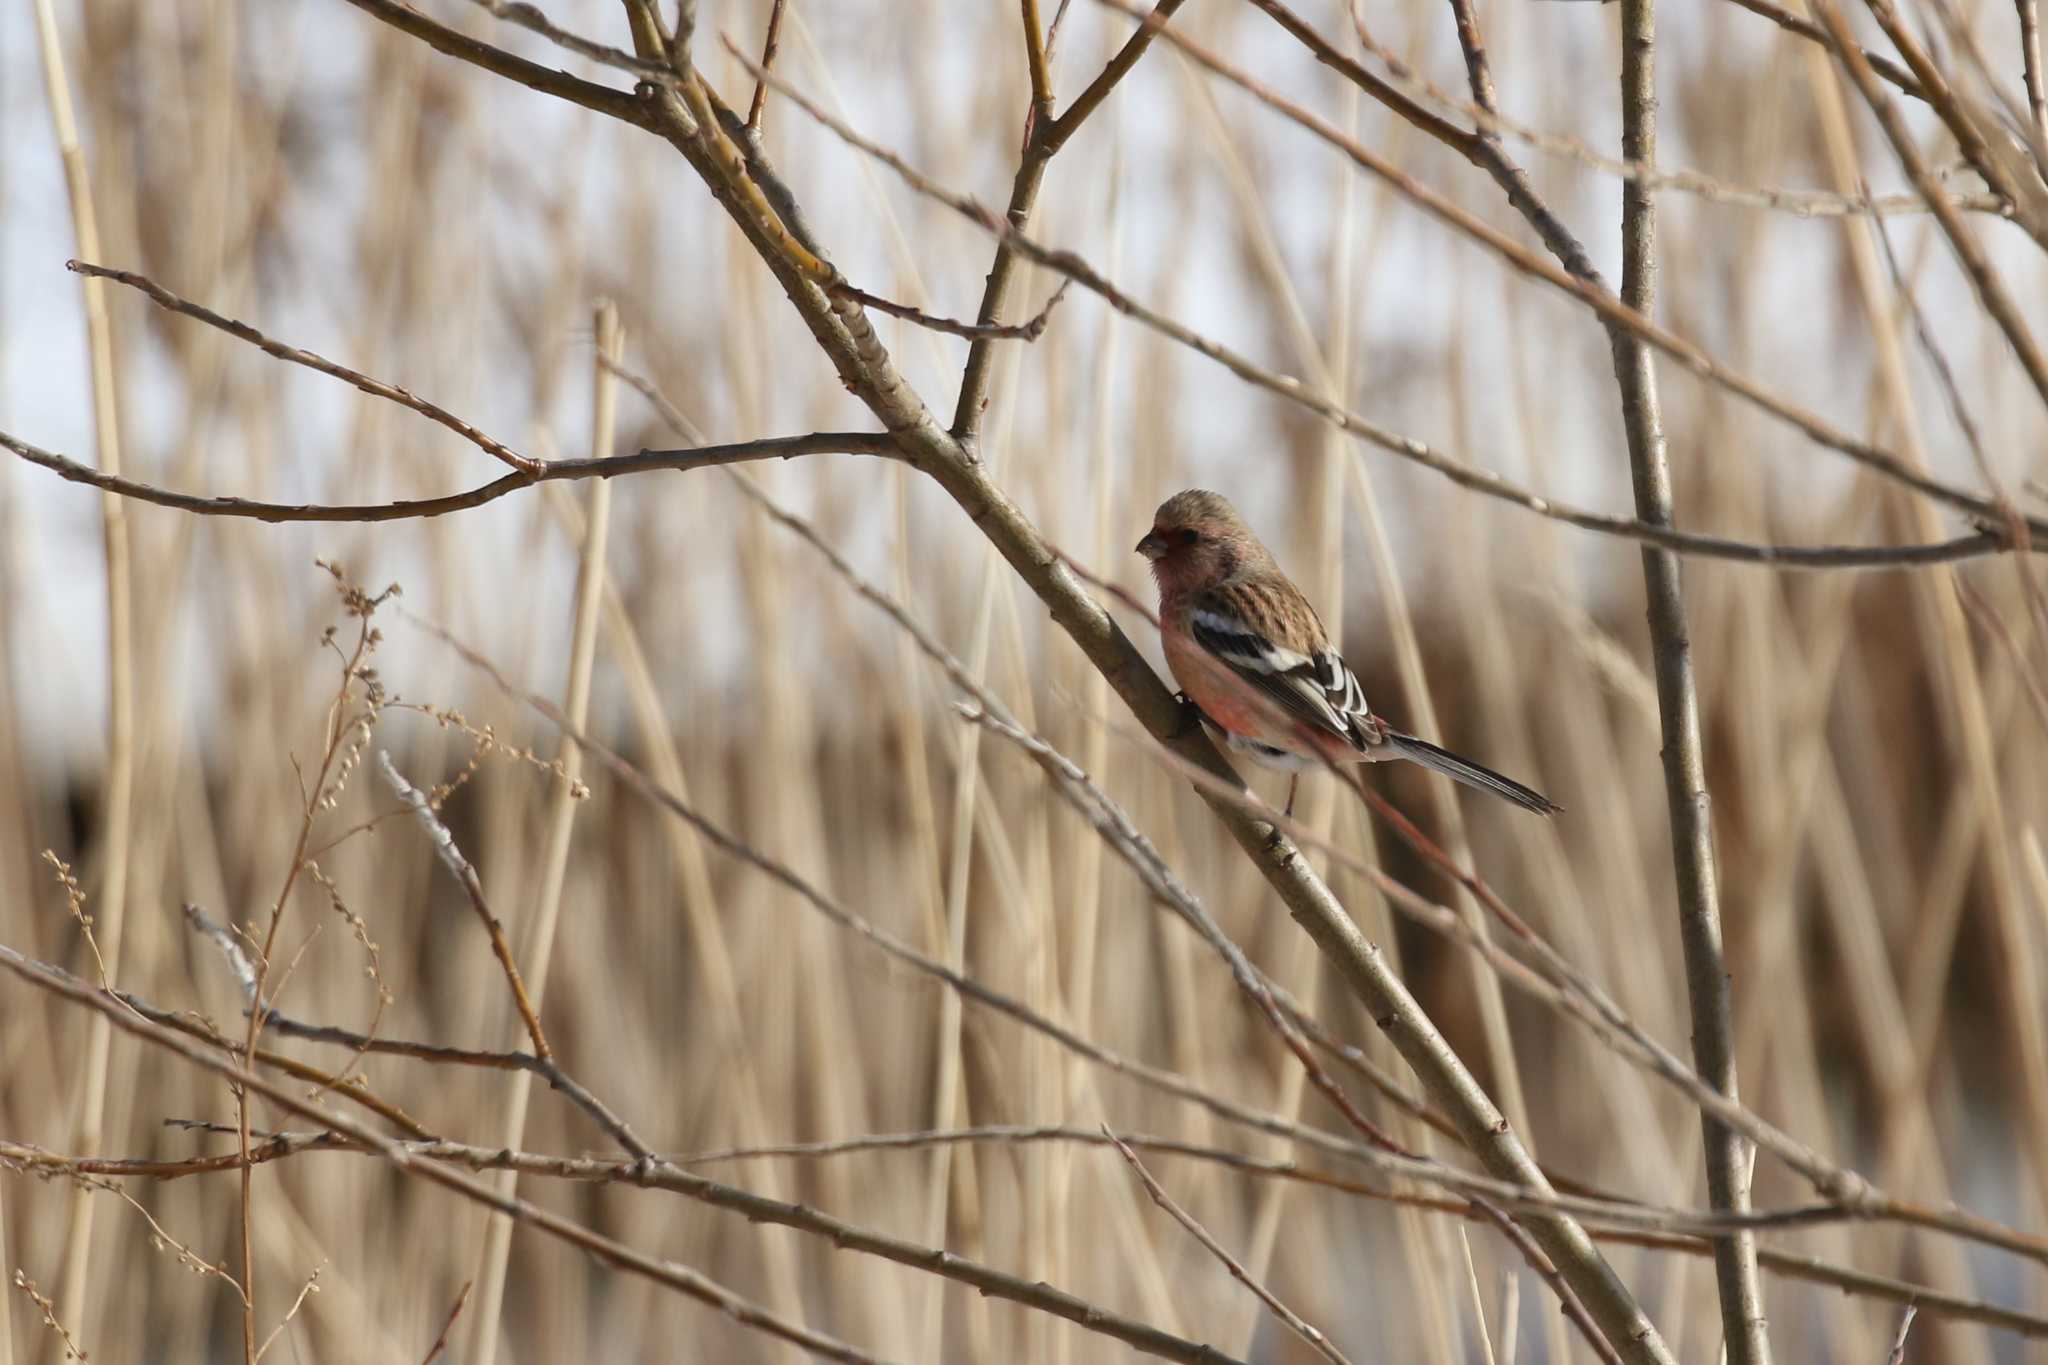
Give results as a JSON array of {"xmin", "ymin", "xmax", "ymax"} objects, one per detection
[{"xmin": 1136, "ymin": 489, "xmax": 1560, "ymax": 817}]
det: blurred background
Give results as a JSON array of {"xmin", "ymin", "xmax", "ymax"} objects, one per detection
[{"xmin": 4, "ymin": 0, "xmax": 2048, "ymax": 1360}]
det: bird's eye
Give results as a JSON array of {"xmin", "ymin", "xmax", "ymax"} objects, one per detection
[{"xmin": 1179, "ymin": 529, "xmax": 1201, "ymax": 546}]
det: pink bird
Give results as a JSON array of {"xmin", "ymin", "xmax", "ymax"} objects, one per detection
[{"xmin": 1137, "ymin": 489, "xmax": 1560, "ymax": 816}]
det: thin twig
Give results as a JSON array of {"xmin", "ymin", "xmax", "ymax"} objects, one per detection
[
  {"xmin": 1079, "ymin": 0, "xmax": 2046, "ymax": 540},
  {"xmin": 0, "ymin": 948, "xmax": 891, "ymax": 1365},
  {"xmin": 1812, "ymin": 0, "xmax": 2048, "ymax": 415},
  {"xmin": 1105, "ymin": 1127, "xmax": 1356, "ymax": 1365},
  {"xmin": 377, "ymin": 752, "xmax": 550, "ymax": 1060},
  {"xmin": 1337, "ymin": 2, "xmax": 1993, "ymax": 219},
  {"xmin": 182, "ymin": 904, "xmax": 651, "ymax": 1160},
  {"xmin": 951, "ymin": 0, "xmax": 1186, "ymax": 441},
  {"xmin": 69, "ymin": 260, "xmax": 541, "ymax": 475},
  {"xmin": 2022, "ymin": 0, "xmax": 2048, "ymax": 152},
  {"xmin": 745, "ymin": 0, "xmax": 789, "ymax": 130},
  {"xmin": 419, "ymin": 1281, "xmax": 473, "ymax": 1364},
  {"xmin": 738, "ymin": 35, "xmax": 2048, "ymax": 554},
  {"xmin": 464, "ymin": 0, "xmax": 675, "ymax": 83},
  {"xmin": 3, "ymin": 425, "xmax": 900, "ymax": 522},
  {"xmin": 1021, "ymin": 0, "xmax": 1055, "ymax": 127},
  {"xmin": 834, "ymin": 277, "xmax": 1071, "ymax": 341},
  {"xmin": 1718, "ymin": 0, "xmax": 1925, "ymax": 97},
  {"xmin": 1885, "ymin": 1303, "xmax": 1919, "ymax": 1364}
]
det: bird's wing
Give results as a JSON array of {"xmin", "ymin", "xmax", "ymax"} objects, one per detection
[{"xmin": 1187, "ymin": 587, "xmax": 1375, "ymax": 751}]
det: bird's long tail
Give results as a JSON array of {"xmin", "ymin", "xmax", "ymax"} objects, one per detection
[{"xmin": 1381, "ymin": 731, "xmax": 1562, "ymax": 815}]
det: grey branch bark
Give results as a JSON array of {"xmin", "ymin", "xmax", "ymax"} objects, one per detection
[{"xmin": 1615, "ymin": 1, "xmax": 1772, "ymax": 1360}]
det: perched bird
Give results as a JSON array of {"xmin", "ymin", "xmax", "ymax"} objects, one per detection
[{"xmin": 1137, "ymin": 489, "xmax": 1560, "ymax": 816}]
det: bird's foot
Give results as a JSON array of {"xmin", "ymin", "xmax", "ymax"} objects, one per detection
[{"xmin": 1169, "ymin": 690, "xmax": 1210, "ymax": 740}]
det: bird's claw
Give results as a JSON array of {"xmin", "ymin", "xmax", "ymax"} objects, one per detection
[{"xmin": 1169, "ymin": 690, "xmax": 1210, "ymax": 740}]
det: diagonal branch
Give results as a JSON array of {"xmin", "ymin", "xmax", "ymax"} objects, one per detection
[
  {"xmin": 377, "ymin": 753, "xmax": 551, "ymax": 1060},
  {"xmin": 70, "ymin": 260, "xmax": 541, "ymax": 474},
  {"xmin": 1813, "ymin": 0, "xmax": 2048, "ymax": 413},
  {"xmin": 1106, "ymin": 1127, "xmax": 1357, "ymax": 1365},
  {"xmin": 340, "ymin": 0, "xmax": 649, "ymax": 121},
  {"xmin": 181, "ymin": 904, "xmax": 652, "ymax": 1160},
  {"xmin": 329, "ymin": 6, "xmax": 1676, "ymax": 1354}
]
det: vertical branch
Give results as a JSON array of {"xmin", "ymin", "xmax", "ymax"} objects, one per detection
[
  {"xmin": 951, "ymin": 0, "xmax": 1186, "ymax": 443},
  {"xmin": 745, "ymin": 0, "xmax": 790, "ymax": 132},
  {"xmin": 1022, "ymin": 0, "xmax": 1056, "ymax": 127},
  {"xmin": 32, "ymin": 0, "xmax": 138, "ymax": 1356},
  {"xmin": 1614, "ymin": 1, "xmax": 1771, "ymax": 1361},
  {"xmin": 2023, "ymin": 0, "xmax": 2048, "ymax": 151},
  {"xmin": 468, "ymin": 301, "xmax": 620, "ymax": 1365}
]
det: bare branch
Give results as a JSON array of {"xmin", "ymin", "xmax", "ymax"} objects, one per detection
[
  {"xmin": 1885, "ymin": 1304, "xmax": 1919, "ymax": 1364},
  {"xmin": 1021, "ymin": 0, "xmax": 1055, "ymax": 127},
  {"xmin": 378, "ymin": 752, "xmax": 551, "ymax": 1060},
  {"xmin": 744, "ymin": 0, "xmax": 789, "ymax": 130},
  {"xmin": 1106, "ymin": 1127, "xmax": 1356, "ymax": 1365},
  {"xmin": 1611, "ymin": 0, "xmax": 1770, "ymax": 1353},
  {"xmin": 952, "ymin": 0, "xmax": 1187, "ymax": 441},
  {"xmin": 0, "ymin": 945, "xmax": 891, "ymax": 1365},
  {"xmin": 833, "ymin": 277, "xmax": 1072, "ymax": 341},
  {"xmin": 3, "ymin": 426, "xmax": 898, "ymax": 522},
  {"xmin": 1718, "ymin": 0, "xmax": 1925, "ymax": 97},
  {"xmin": 1084, "ymin": 0, "xmax": 2048, "ymax": 539},
  {"xmin": 1814, "ymin": 0, "xmax": 2048, "ymax": 413},
  {"xmin": 2023, "ymin": 0, "xmax": 2048, "ymax": 151},
  {"xmin": 463, "ymin": 0, "xmax": 675, "ymax": 84},
  {"xmin": 1040, "ymin": 0, "xmax": 1185, "ymax": 154},
  {"xmin": 73, "ymin": 259, "xmax": 538, "ymax": 472},
  {"xmin": 418, "ymin": 1281, "xmax": 473, "ymax": 1365},
  {"xmin": 183, "ymin": 904, "xmax": 651, "ymax": 1160},
  {"xmin": 1340, "ymin": 3, "xmax": 1997, "ymax": 219},
  {"xmin": 734, "ymin": 42, "xmax": 2046, "ymax": 561},
  {"xmin": 12, "ymin": 1126, "xmax": 2048, "ymax": 1341},
  {"xmin": 338, "ymin": 0, "xmax": 648, "ymax": 122}
]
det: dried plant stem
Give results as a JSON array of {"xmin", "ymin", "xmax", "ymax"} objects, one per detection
[
  {"xmin": 1614, "ymin": 2, "xmax": 1769, "ymax": 1359},
  {"xmin": 1811, "ymin": 0, "xmax": 2048, "ymax": 413},
  {"xmin": 0, "ymin": 949, "xmax": 893, "ymax": 1365},
  {"xmin": 469, "ymin": 301, "xmax": 621, "ymax": 1365},
  {"xmin": 737, "ymin": 40, "xmax": 2044, "ymax": 559},
  {"xmin": 32, "ymin": 4, "xmax": 137, "ymax": 1358},
  {"xmin": 1075, "ymin": 2, "xmax": 2043, "ymax": 540}
]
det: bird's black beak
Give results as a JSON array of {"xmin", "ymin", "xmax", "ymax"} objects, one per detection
[{"xmin": 1135, "ymin": 531, "xmax": 1169, "ymax": 561}]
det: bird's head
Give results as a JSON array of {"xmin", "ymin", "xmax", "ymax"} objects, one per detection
[{"xmin": 1136, "ymin": 489, "xmax": 1262, "ymax": 594}]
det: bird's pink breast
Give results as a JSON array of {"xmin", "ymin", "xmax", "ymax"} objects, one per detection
[{"xmin": 1162, "ymin": 624, "xmax": 1357, "ymax": 764}]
